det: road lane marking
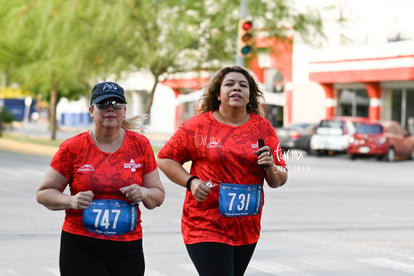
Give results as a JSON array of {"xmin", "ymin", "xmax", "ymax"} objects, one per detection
[
  {"xmin": 0, "ymin": 269, "xmax": 20, "ymax": 276},
  {"xmin": 178, "ymin": 263, "xmax": 197, "ymax": 273},
  {"xmin": 249, "ymin": 260, "xmax": 314, "ymax": 275},
  {"xmin": 46, "ymin": 268, "xmax": 59, "ymax": 276},
  {"xmin": 145, "ymin": 268, "xmax": 167, "ymax": 276},
  {"xmin": 358, "ymin": 258, "xmax": 414, "ymax": 274},
  {"xmin": 24, "ymin": 168, "xmax": 44, "ymax": 176},
  {"xmin": 46, "ymin": 267, "xmax": 60, "ymax": 276}
]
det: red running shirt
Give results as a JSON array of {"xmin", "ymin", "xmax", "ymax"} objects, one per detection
[
  {"xmin": 158, "ymin": 111, "xmax": 287, "ymax": 246},
  {"xmin": 50, "ymin": 129, "xmax": 157, "ymax": 241}
]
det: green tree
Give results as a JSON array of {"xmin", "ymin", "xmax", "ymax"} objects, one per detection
[
  {"xmin": 103, "ymin": 0, "xmax": 323, "ymax": 115},
  {"xmin": 0, "ymin": 106, "xmax": 14, "ymax": 137},
  {"xmin": 0, "ymin": 0, "xmax": 323, "ymax": 137},
  {"xmin": 0, "ymin": 0, "xmax": 127, "ymax": 139}
]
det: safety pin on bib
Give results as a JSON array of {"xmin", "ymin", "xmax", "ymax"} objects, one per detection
[{"xmin": 206, "ymin": 179, "xmax": 217, "ymax": 188}]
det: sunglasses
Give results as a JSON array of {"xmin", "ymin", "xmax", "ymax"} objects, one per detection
[{"xmin": 94, "ymin": 100, "xmax": 126, "ymax": 110}]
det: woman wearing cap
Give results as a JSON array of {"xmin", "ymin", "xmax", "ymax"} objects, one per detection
[
  {"xmin": 157, "ymin": 66, "xmax": 288, "ymax": 276},
  {"xmin": 36, "ymin": 81, "xmax": 165, "ymax": 276}
]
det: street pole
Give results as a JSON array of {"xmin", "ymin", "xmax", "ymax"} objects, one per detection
[
  {"xmin": 236, "ymin": 0, "xmax": 248, "ymax": 67},
  {"xmin": 24, "ymin": 96, "xmax": 32, "ymax": 126}
]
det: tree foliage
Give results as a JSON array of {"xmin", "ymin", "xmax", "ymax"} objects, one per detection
[
  {"xmin": 0, "ymin": 0, "xmax": 130, "ymax": 138},
  {"xmin": 101, "ymin": 0, "xmax": 323, "ymax": 113},
  {"xmin": 0, "ymin": 0, "xmax": 323, "ymax": 136},
  {"xmin": 0, "ymin": 106, "xmax": 14, "ymax": 137}
]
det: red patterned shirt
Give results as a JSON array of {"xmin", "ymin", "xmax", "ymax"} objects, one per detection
[
  {"xmin": 158, "ymin": 111, "xmax": 287, "ymax": 245},
  {"xmin": 51, "ymin": 129, "xmax": 157, "ymax": 241}
]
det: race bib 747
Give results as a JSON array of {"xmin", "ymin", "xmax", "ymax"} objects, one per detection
[{"xmin": 83, "ymin": 199, "xmax": 137, "ymax": 235}]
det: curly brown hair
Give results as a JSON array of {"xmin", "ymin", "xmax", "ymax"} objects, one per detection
[{"xmin": 197, "ymin": 66, "xmax": 265, "ymax": 116}]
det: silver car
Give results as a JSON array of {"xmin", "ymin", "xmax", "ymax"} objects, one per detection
[{"xmin": 276, "ymin": 123, "xmax": 318, "ymax": 153}]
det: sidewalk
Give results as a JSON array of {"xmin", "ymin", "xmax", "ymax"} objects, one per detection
[{"xmin": 0, "ymin": 120, "xmax": 171, "ymax": 157}]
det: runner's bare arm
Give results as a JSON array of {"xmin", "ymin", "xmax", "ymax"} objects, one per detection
[
  {"xmin": 157, "ymin": 158, "xmax": 192, "ymax": 189},
  {"xmin": 137, "ymin": 169, "xmax": 165, "ymax": 209},
  {"xmin": 36, "ymin": 167, "xmax": 93, "ymax": 210}
]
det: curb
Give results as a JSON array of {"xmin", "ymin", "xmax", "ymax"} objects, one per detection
[
  {"xmin": 0, "ymin": 138, "xmax": 58, "ymax": 157},
  {"xmin": 0, "ymin": 131, "xmax": 170, "ymax": 157}
]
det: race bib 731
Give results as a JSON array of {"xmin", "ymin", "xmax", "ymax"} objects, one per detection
[{"xmin": 219, "ymin": 183, "xmax": 262, "ymax": 217}]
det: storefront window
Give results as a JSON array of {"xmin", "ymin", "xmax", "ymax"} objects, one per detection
[
  {"xmin": 265, "ymin": 105, "xmax": 283, "ymax": 128},
  {"xmin": 391, "ymin": 90, "xmax": 402, "ymax": 124},
  {"xmin": 338, "ymin": 89, "xmax": 369, "ymax": 117},
  {"xmin": 392, "ymin": 89, "xmax": 414, "ymax": 132},
  {"xmin": 406, "ymin": 90, "xmax": 414, "ymax": 134}
]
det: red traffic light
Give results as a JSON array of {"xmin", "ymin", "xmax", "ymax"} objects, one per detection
[
  {"xmin": 238, "ymin": 20, "xmax": 253, "ymax": 57},
  {"xmin": 241, "ymin": 21, "xmax": 252, "ymax": 31}
]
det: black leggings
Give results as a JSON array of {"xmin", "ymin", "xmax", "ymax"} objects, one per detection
[
  {"xmin": 59, "ymin": 231, "xmax": 145, "ymax": 276},
  {"xmin": 186, "ymin": 242, "xmax": 257, "ymax": 276}
]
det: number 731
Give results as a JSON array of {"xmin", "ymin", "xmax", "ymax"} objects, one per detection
[{"xmin": 228, "ymin": 193, "xmax": 251, "ymax": 211}]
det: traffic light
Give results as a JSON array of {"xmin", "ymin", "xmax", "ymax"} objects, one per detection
[{"xmin": 238, "ymin": 19, "xmax": 253, "ymax": 56}]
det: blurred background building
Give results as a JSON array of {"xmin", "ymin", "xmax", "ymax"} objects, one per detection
[
  {"xmin": 3, "ymin": 0, "xmax": 413, "ymax": 136},
  {"xmin": 160, "ymin": 0, "xmax": 414, "ymax": 134},
  {"xmin": 294, "ymin": 0, "xmax": 414, "ymax": 135}
]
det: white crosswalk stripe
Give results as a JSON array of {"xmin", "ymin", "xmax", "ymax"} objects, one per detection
[
  {"xmin": 2, "ymin": 257, "xmax": 414, "ymax": 276},
  {"xmin": 358, "ymin": 258, "xmax": 414, "ymax": 274},
  {"xmin": 0, "ymin": 268, "xmax": 59, "ymax": 276},
  {"xmin": 45, "ymin": 267, "xmax": 59, "ymax": 276},
  {"xmin": 248, "ymin": 260, "xmax": 315, "ymax": 275},
  {"xmin": 0, "ymin": 169, "xmax": 23, "ymax": 178},
  {"xmin": 0, "ymin": 185, "xmax": 9, "ymax": 192},
  {"xmin": 177, "ymin": 263, "xmax": 197, "ymax": 273},
  {"xmin": 0, "ymin": 168, "xmax": 43, "ymax": 178},
  {"xmin": 145, "ymin": 268, "xmax": 168, "ymax": 276},
  {"xmin": 23, "ymin": 168, "xmax": 44, "ymax": 176},
  {"xmin": 0, "ymin": 269, "xmax": 20, "ymax": 276},
  {"xmin": 177, "ymin": 261, "xmax": 311, "ymax": 275}
]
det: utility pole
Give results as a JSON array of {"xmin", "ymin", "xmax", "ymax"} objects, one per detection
[{"xmin": 236, "ymin": 0, "xmax": 248, "ymax": 67}]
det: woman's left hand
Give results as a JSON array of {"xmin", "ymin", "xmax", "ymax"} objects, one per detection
[
  {"xmin": 255, "ymin": 146, "xmax": 288, "ymax": 188},
  {"xmin": 120, "ymin": 184, "xmax": 147, "ymax": 204},
  {"xmin": 254, "ymin": 146, "xmax": 274, "ymax": 168}
]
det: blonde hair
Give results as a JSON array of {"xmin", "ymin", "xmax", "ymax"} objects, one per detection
[
  {"xmin": 121, "ymin": 115, "xmax": 147, "ymax": 133},
  {"xmin": 90, "ymin": 103, "xmax": 147, "ymax": 133}
]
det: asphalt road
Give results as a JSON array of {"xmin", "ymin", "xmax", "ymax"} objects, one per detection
[{"xmin": 0, "ymin": 149, "xmax": 414, "ymax": 276}]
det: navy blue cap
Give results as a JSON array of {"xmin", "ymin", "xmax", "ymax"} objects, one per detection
[{"xmin": 90, "ymin": 81, "xmax": 126, "ymax": 104}]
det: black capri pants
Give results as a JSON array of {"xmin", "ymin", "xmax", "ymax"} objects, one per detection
[
  {"xmin": 60, "ymin": 231, "xmax": 145, "ymax": 276},
  {"xmin": 186, "ymin": 242, "xmax": 257, "ymax": 276}
]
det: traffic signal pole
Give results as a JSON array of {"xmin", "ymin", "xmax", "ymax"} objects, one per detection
[{"xmin": 236, "ymin": 0, "xmax": 248, "ymax": 67}]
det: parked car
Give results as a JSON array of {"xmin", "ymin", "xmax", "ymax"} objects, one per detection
[
  {"xmin": 276, "ymin": 122, "xmax": 318, "ymax": 153},
  {"xmin": 310, "ymin": 116, "xmax": 369, "ymax": 156},
  {"xmin": 347, "ymin": 121, "xmax": 414, "ymax": 161}
]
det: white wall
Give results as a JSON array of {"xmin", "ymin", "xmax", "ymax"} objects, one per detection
[
  {"xmin": 289, "ymin": 0, "xmax": 414, "ymax": 125},
  {"xmin": 292, "ymin": 82, "xmax": 326, "ymax": 123},
  {"xmin": 291, "ymin": 42, "xmax": 326, "ymax": 123},
  {"xmin": 148, "ymin": 84, "xmax": 176, "ymax": 134}
]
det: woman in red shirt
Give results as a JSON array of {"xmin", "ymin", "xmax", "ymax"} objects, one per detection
[
  {"xmin": 36, "ymin": 81, "xmax": 165, "ymax": 276},
  {"xmin": 158, "ymin": 66, "xmax": 288, "ymax": 276}
]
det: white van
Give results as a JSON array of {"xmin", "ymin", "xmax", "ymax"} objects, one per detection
[{"xmin": 310, "ymin": 116, "xmax": 369, "ymax": 156}]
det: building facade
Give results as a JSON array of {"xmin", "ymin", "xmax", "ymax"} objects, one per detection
[{"xmin": 56, "ymin": 0, "xmax": 414, "ymax": 136}]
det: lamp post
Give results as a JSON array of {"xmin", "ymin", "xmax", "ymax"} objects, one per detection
[{"xmin": 24, "ymin": 96, "xmax": 32, "ymax": 125}]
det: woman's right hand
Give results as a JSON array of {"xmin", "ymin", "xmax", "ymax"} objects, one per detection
[
  {"xmin": 71, "ymin": 191, "xmax": 94, "ymax": 210},
  {"xmin": 189, "ymin": 179, "xmax": 215, "ymax": 202}
]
